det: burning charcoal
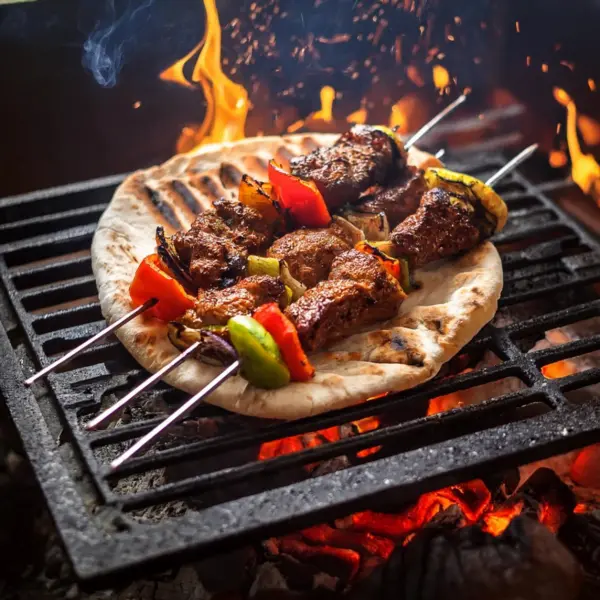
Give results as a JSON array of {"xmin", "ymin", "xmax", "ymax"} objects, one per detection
[
  {"xmin": 571, "ymin": 444, "xmax": 600, "ymax": 488},
  {"xmin": 558, "ymin": 512, "xmax": 600, "ymax": 582},
  {"xmin": 271, "ymin": 552, "xmax": 333, "ymax": 592},
  {"xmin": 349, "ymin": 516, "xmax": 582, "ymax": 600},
  {"xmin": 517, "ymin": 467, "xmax": 576, "ymax": 530},
  {"xmin": 310, "ymin": 455, "xmax": 352, "ymax": 476},
  {"xmin": 278, "ymin": 537, "xmax": 361, "ymax": 584},
  {"xmin": 193, "ymin": 546, "xmax": 257, "ymax": 595},
  {"xmin": 249, "ymin": 563, "xmax": 289, "ymax": 597},
  {"xmin": 300, "ymin": 524, "xmax": 395, "ymax": 559},
  {"xmin": 482, "ymin": 467, "xmax": 521, "ymax": 501}
]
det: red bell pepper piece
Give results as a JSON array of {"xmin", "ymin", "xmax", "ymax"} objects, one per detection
[
  {"xmin": 253, "ymin": 303, "xmax": 315, "ymax": 382},
  {"xmin": 267, "ymin": 160, "xmax": 331, "ymax": 228},
  {"xmin": 129, "ymin": 254, "xmax": 195, "ymax": 322}
]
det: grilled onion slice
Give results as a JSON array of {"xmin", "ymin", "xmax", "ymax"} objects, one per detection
[{"xmin": 168, "ymin": 322, "xmax": 237, "ymax": 367}]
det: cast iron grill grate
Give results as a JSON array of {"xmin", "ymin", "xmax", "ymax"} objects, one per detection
[{"xmin": 1, "ymin": 149, "xmax": 600, "ymax": 586}]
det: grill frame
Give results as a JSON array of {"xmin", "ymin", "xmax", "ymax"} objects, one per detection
[{"xmin": 2, "ymin": 147, "xmax": 600, "ymax": 586}]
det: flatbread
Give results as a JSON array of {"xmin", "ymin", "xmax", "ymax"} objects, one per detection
[{"xmin": 91, "ymin": 134, "xmax": 503, "ymax": 420}]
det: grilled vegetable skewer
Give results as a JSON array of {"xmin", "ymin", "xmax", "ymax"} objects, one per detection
[{"xmin": 106, "ymin": 147, "xmax": 536, "ymax": 466}]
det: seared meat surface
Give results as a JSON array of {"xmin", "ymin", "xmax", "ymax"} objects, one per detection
[
  {"xmin": 212, "ymin": 197, "xmax": 274, "ymax": 253},
  {"xmin": 181, "ymin": 275, "xmax": 286, "ymax": 328},
  {"xmin": 290, "ymin": 125, "xmax": 404, "ymax": 211},
  {"xmin": 390, "ymin": 187, "xmax": 481, "ymax": 267},
  {"xmin": 356, "ymin": 166, "xmax": 427, "ymax": 228},
  {"xmin": 267, "ymin": 225, "xmax": 352, "ymax": 288},
  {"xmin": 172, "ymin": 198, "xmax": 275, "ymax": 289},
  {"xmin": 329, "ymin": 249, "xmax": 396, "ymax": 286},
  {"xmin": 285, "ymin": 250, "xmax": 404, "ymax": 351}
]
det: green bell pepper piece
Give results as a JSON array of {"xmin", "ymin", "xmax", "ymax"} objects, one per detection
[
  {"xmin": 227, "ymin": 315, "xmax": 290, "ymax": 389},
  {"xmin": 248, "ymin": 255, "xmax": 281, "ymax": 278}
]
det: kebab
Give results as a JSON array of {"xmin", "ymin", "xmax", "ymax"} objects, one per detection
[
  {"xmin": 108, "ymin": 144, "xmax": 535, "ymax": 468},
  {"xmin": 93, "ymin": 141, "xmax": 534, "ymax": 460},
  {"xmin": 25, "ymin": 95, "xmax": 466, "ymax": 388}
]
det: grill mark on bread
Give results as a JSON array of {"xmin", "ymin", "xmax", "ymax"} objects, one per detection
[
  {"xmin": 172, "ymin": 180, "xmax": 202, "ymax": 214},
  {"xmin": 219, "ymin": 162, "xmax": 243, "ymax": 188},
  {"xmin": 143, "ymin": 185, "xmax": 182, "ymax": 229},
  {"xmin": 189, "ymin": 174, "xmax": 227, "ymax": 203}
]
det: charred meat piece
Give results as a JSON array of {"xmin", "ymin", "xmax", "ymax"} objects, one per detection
[
  {"xmin": 172, "ymin": 198, "xmax": 276, "ymax": 289},
  {"xmin": 212, "ymin": 197, "xmax": 275, "ymax": 254},
  {"xmin": 390, "ymin": 187, "xmax": 481, "ymax": 268},
  {"xmin": 285, "ymin": 251, "xmax": 404, "ymax": 351},
  {"xmin": 267, "ymin": 226, "xmax": 353, "ymax": 288},
  {"xmin": 356, "ymin": 166, "xmax": 427, "ymax": 228},
  {"xmin": 289, "ymin": 125, "xmax": 404, "ymax": 210},
  {"xmin": 172, "ymin": 227, "xmax": 247, "ymax": 290},
  {"xmin": 181, "ymin": 275, "xmax": 286, "ymax": 328}
]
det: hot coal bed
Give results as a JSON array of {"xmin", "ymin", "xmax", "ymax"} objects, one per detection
[{"xmin": 2, "ymin": 1, "xmax": 600, "ymax": 600}]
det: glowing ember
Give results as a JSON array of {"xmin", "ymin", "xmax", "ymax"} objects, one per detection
[
  {"xmin": 541, "ymin": 360, "xmax": 577, "ymax": 379},
  {"xmin": 160, "ymin": 0, "xmax": 249, "ymax": 153},
  {"xmin": 549, "ymin": 150, "xmax": 568, "ymax": 169},
  {"xmin": 482, "ymin": 500, "xmax": 524, "ymax": 536},
  {"xmin": 432, "ymin": 64, "xmax": 450, "ymax": 93},
  {"xmin": 554, "ymin": 87, "xmax": 600, "ymax": 201}
]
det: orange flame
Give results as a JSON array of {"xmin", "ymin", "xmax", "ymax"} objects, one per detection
[
  {"xmin": 310, "ymin": 86, "xmax": 336, "ymax": 123},
  {"xmin": 554, "ymin": 87, "xmax": 600, "ymax": 200},
  {"xmin": 160, "ymin": 0, "xmax": 249, "ymax": 153}
]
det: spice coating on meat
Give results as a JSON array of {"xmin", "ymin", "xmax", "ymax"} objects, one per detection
[
  {"xmin": 173, "ymin": 228, "xmax": 247, "ymax": 290},
  {"xmin": 172, "ymin": 198, "xmax": 275, "ymax": 289},
  {"xmin": 181, "ymin": 275, "xmax": 286, "ymax": 328},
  {"xmin": 285, "ymin": 250, "xmax": 404, "ymax": 351},
  {"xmin": 267, "ymin": 227, "xmax": 352, "ymax": 288},
  {"xmin": 390, "ymin": 187, "xmax": 481, "ymax": 268},
  {"xmin": 289, "ymin": 125, "xmax": 404, "ymax": 211},
  {"xmin": 212, "ymin": 197, "xmax": 274, "ymax": 253},
  {"xmin": 329, "ymin": 249, "xmax": 397, "ymax": 287},
  {"xmin": 356, "ymin": 166, "xmax": 427, "ymax": 228}
]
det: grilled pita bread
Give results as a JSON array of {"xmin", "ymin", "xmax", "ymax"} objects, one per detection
[{"xmin": 91, "ymin": 134, "xmax": 502, "ymax": 419}]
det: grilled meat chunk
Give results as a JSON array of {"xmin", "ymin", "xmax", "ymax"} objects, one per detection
[
  {"xmin": 267, "ymin": 225, "xmax": 353, "ymax": 288},
  {"xmin": 390, "ymin": 187, "xmax": 481, "ymax": 268},
  {"xmin": 181, "ymin": 275, "xmax": 286, "ymax": 328},
  {"xmin": 356, "ymin": 166, "xmax": 427, "ymax": 228},
  {"xmin": 329, "ymin": 249, "xmax": 397, "ymax": 286},
  {"xmin": 173, "ymin": 228, "xmax": 247, "ymax": 290},
  {"xmin": 212, "ymin": 197, "xmax": 275, "ymax": 253},
  {"xmin": 172, "ymin": 198, "xmax": 275, "ymax": 289},
  {"xmin": 289, "ymin": 125, "xmax": 404, "ymax": 211},
  {"xmin": 285, "ymin": 251, "xmax": 404, "ymax": 351}
]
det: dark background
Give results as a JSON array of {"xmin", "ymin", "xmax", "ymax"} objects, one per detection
[{"xmin": 0, "ymin": 0, "xmax": 598, "ymax": 197}]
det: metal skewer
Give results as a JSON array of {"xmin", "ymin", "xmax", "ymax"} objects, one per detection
[
  {"xmin": 86, "ymin": 340, "xmax": 202, "ymax": 430},
  {"xmin": 110, "ymin": 360, "xmax": 239, "ymax": 470},
  {"xmin": 109, "ymin": 143, "xmax": 539, "ymax": 470},
  {"xmin": 24, "ymin": 99, "xmax": 469, "ymax": 389},
  {"xmin": 24, "ymin": 298, "xmax": 157, "ymax": 387},
  {"xmin": 404, "ymin": 94, "xmax": 467, "ymax": 150},
  {"xmin": 485, "ymin": 143, "xmax": 538, "ymax": 187}
]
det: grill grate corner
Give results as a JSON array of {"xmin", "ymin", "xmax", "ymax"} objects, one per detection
[{"xmin": 1, "ymin": 153, "xmax": 600, "ymax": 586}]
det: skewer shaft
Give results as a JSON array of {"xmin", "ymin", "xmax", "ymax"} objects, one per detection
[
  {"xmin": 486, "ymin": 144, "xmax": 538, "ymax": 187},
  {"xmin": 110, "ymin": 359, "xmax": 240, "ymax": 470},
  {"xmin": 404, "ymin": 94, "xmax": 467, "ymax": 150},
  {"xmin": 86, "ymin": 340, "xmax": 202, "ymax": 430},
  {"xmin": 24, "ymin": 299, "xmax": 157, "ymax": 387}
]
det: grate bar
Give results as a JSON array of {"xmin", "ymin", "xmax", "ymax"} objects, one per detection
[{"xmin": 2, "ymin": 147, "xmax": 600, "ymax": 584}]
